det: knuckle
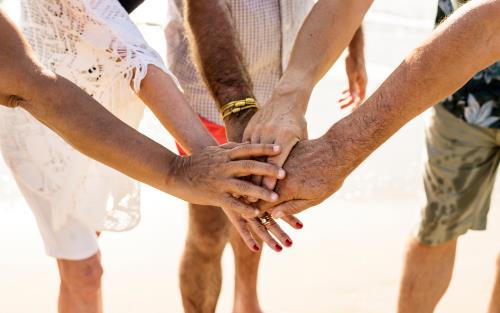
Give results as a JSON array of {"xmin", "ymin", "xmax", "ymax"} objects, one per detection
[
  {"xmin": 5, "ymin": 95, "xmax": 25, "ymax": 108},
  {"xmin": 241, "ymin": 160, "xmax": 256, "ymax": 170},
  {"xmin": 235, "ymin": 180, "xmax": 249, "ymax": 193}
]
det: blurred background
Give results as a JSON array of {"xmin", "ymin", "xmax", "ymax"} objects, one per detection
[{"xmin": 1, "ymin": 0, "xmax": 499, "ymax": 312}]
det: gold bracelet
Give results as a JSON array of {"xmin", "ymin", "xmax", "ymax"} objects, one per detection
[{"xmin": 220, "ymin": 98, "xmax": 259, "ymax": 119}]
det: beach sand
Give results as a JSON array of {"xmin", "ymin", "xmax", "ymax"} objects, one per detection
[{"xmin": 1, "ymin": 1, "xmax": 499, "ymax": 312}]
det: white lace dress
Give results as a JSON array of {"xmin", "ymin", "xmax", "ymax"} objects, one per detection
[{"xmin": 0, "ymin": 0, "xmax": 169, "ymax": 234}]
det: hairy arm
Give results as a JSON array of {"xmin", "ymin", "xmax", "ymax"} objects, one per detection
[
  {"xmin": 184, "ymin": 0, "xmax": 255, "ymax": 139},
  {"xmin": 267, "ymin": 0, "xmax": 500, "ymax": 217},
  {"xmin": 183, "ymin": 1, "xmax": 304, "ymax": 247},
  {"xmin": 326, "ymin": 0, "xmax": 500, "ymax": 173},
  {"xmin": 242, "ymin": 0, "xmax": 372, "ymax": 191},
  {"xmin": 0, "ymin": 11, "xmax": 286, "ymax": 215}
]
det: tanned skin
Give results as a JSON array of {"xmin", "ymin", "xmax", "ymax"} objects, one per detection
[
  {"xmin": 182, "ymin": 1, "xmax": 368, "ymax": 311},
  {"xmin": 256, "ymin": 1, "xmax": 500, "ymax": 310},
  {"xmin": 261, "ymin": 0, "xmax": 500, "ymax": 218},
  {"xmin": 0, "ymin": 9, "xmax": 296, "ymax": 313},
  {"xmin": 0, "ymin": 10, "xmax": 289, "ymax": 218},
  {"xmin": 182, "ymin": 2, "xmax": 284, "ymax": 312}
]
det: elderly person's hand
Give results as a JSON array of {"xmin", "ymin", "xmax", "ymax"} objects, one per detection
[
  {"xmin": 242, "ymin": 86, "xmax": 309, "ymax": 192},
  {"xmin": 170, "ymin": 142, "xmax": 288, "ymax": 218},
  {"xmin": 258, "ymin": 135, "xmax": 352, "ymax": 218},
  {"xmin": 223, "ymin": 207, "xmax": 301, "ymax": 252}
]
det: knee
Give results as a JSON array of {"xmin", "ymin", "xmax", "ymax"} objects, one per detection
[
  {"xmin": 58, "ymin": 254, "xmax": 103, "ymax": 291},
  {"xmin": 187, "ymin": 225, "xmax": 230, "ymax": 256},
  {"xmin": 186, "ymin": 210, "xmax": 230, "ymax": 256}
]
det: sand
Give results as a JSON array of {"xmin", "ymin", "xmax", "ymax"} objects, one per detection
[{"xmin": 1, "ymin": 1, "xmax": 499, "ymax": 312}]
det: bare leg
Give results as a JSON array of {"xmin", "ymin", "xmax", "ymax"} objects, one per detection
[
  {"xmin": 180, "ymin": 204, "xmax": 230, "ymax": 313},
  {"xmin": 230, "ymin": 228, "xmax": 264, "ymax": 313},
  {"xmin": 487, "ymin": 253, "xmax": 500, "ymax": 313},
  {"xmin": 397, "ymin": 237, "xmax": 457, "ymax": 313},
  {"xmin": 57, "ymin": 253, "xmax": 103, "ymax": 313}
]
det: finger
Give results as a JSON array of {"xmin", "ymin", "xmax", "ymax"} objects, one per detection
[
  {"xmin": 338, "ymin": 93, "xmax": 351, "ymax": 104},
  {"xmin": 228, "ymin": 179, "xmax": 279, "ymax": 204},
  {"xmin": 220, "ymin": 142, "xmax": 240, "ymax": 149},
  {"xmin": 340, "ymin": 97, "xmax": 355, "ymax": 109},
  {"xmin": 271, "ymin": 199, "xmax": 314, "ymax": 218},
  {"xmin": 228, "ymin": 144, "xmax": 281, "ymax": 160},
  {"xmin": 265, "ymin": 218, "xmax": 294, "ymax": 248},
  {"xmin": 262, "ymin": 137, "xmax": 299, "ymax": 190},
  {"xmin": 338, "ymin": 89, "xmax": 351, "ymax": 100},
  {"xmin": 242, "ymin": 127, "xmax": 254, "ymax": 144},
  {"xmin": 227, "ymin": 160, "xmax": 286, "ymax": 179},
  {"xmin": 222, "ymin": 195, "xmax": 260, "ymax": 218},
  {"xmin": 280, "ymin": 214, "xmax": 304, "ymax": 230},
  {"xmin": 246, "ymin": 175, "xmax": 263, "ymax": 203},
  {"xmin": 248, "ymin": 218, "xmax": 283, "ymax": 252},
  {"xmin": 225, "ymin": 211, "xmax": 260, "ymax": 252}
]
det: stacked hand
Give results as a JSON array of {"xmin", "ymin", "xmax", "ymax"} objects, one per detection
[
  {"xmin": 218, "ymin": 53, "xmax": 367, "ymax": 252},
  {"xmin": 170, "ymin": 142, "xmax": 287, "ymax": 217}
]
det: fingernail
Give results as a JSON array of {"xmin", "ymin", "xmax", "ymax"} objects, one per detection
[
  {"xmin": 273, "ymin": 145, "xmax": 280, "ymax": 152},
  {"xmin": 253, "ymin": 244, "xmax": 260, "ymax": 251},
  {"xmin": 285, "ymin": 239, "xmax": 293, "ymax": 247},
  {"xmin": 254, "ymin": 209, "xmax": 260, "ymax": 216},
  {"xmin": 296, "ymin": 222, "xmax": 304, "ymax": 229},
  {"xmin": 275, "ymin": 244, "xmax": 283, "ymax": 252},
  {"xmin": 278, "ymin": 169, "xmax": 286, "ymax": 179},
  {"xmin": 271, "ymin": 193, "xmax": 278, "ymax": 202}
]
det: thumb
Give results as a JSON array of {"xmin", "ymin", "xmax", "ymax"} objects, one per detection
[{"xmin": 270, "ymin": 199, "xmax": 314, "ymax": 219}]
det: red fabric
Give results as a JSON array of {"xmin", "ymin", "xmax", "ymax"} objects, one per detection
[{"xmin": 176, "ymin": 115, "xmax": 228, "ymax": 156}]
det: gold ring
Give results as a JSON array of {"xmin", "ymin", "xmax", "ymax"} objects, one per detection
[{"xmin": 258, "ymin": 212, "xmax": 273, "ymax": 226}]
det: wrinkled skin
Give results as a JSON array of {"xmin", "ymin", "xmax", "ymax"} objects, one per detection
[
  {"xmin": 170, "ymin": 142, "xmax": 287, "ymax": 218},
  {"xmin": 243, "ymin": 87, "xmax": 309, "ymax": 191},
  {"xmin": 259, "ymin": 137, "xmax": 351, "ymax": 217}
]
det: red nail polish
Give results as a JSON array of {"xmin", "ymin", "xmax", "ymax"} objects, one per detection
[
  {"xmin": 285, "ymin": 239, "xmax": 293, "ymax": 247},
  {"xmin": 275, "ymin": 244, "xmax": 283, "ymax": 252},
  {"xmin": 253, "ymin": 244, "xmax": 260, "ymax": 251},
  {"xmin": 296, "ymin": 222, "xmax": 303, "ymax": 229}
]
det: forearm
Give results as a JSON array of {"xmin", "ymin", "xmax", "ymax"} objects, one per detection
[
  {"xmin": 322, "ymin": 0, "xmax": 500, "ymax": 176},
  {"xmin": 348, "ymin": 27, "xmax": 364, "ymax": 56},
  {"xmin": 138, "ymin": 65, "xmax": 216, "ymax": 154},
  {"xmin": 276, "ymin": 0, "xmax": 373, "ymax": 102},
  {"xmin": 184, "ymin": 0, "xmax": 256, "ymax": 138},
  {"xmin": 21, "ymin": 73, "xmax": 180, "ymax": 193}
]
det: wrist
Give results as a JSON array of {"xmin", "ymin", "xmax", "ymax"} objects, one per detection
[
  {"xmin": 347, "ymin": 51, "xmax": 365, "ymax": 65},
  {"xmin": 319, "ymin": 121, "xmax": 362, "ymax": 178},
  {"xmin": 271, "ymin": 79, "xmax": 313, "ymax": 116},
  {"xmin": 163, "ymin": 154, "xmax": 189, "ymax": 196},
  {"xmin": 224, "ymin": 107, "xmax": 256, "ymax": 142}
]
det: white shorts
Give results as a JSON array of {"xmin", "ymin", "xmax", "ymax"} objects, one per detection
[{"xmin": 16, "ymin": 180, "xmax": 99, "ymax": 260}]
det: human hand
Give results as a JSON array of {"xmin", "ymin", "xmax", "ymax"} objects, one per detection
[
  {"xmin": 169, "ymin": 142, "xmax": 286, "ymax": 218},
  {"xmin": 242, "ymin": 87, "xmax": 309, "ymax": 191},
  {"xmin": 259, "ymin": 136, "xmax": 350, "ymax": 218},
  {"xmin": 224, "ymin": 207, "xmax": 304, "ymax": 252},
  {"xmin": 338, "ymin": 51, "xmax": 367, "ymax": 110}
]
